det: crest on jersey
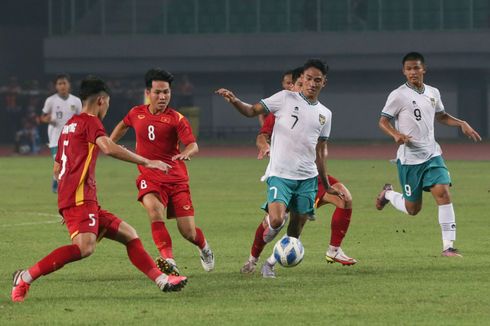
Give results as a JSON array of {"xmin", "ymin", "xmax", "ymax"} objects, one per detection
[
  {"xmin": 137, "ymin": 114, "xmax": 146, "ymax": 119},
  {"xmin": 70, "ymin": 105, "xmax": 76, "ymax": 111},
  {"xmin": 430, "ymin": 98, "xmax": 436, "ymax": 108},
  {"xmin": 294, "ymin": 106, "xmax": 299, "ymax": 112},
  {"xmin": 160, "ymin": 117, "xmax": 171, "ymax": 124},
  {"xmin": 319, "ymin": 114, "xmax": 326, "ymax": 125}
]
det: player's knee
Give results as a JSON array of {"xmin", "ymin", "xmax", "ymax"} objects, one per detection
[
  {"xmin": 269, "ymin": 215, "xmax": 285, "ymax": 229},
  {"xmin": 180, "ymin": 228, "xmax": 196, "ymax": 242},
  {"xmin": 78, "ymin": 242, "xmax": 96, "ymax": 258},
  {"xmin": 147, "ymin": 206, "xmax": 164, "ymax": 221},
  {"xmin": 406, "ymin": 206, "xmax": 421, "ymax": 216},
  {"xmin": 120, "ymin": 224, "xmax": 139, "ymax": 242}
]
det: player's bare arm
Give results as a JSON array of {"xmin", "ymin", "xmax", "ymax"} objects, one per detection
[
  {"xmin": 96, "ymin": 135, "xmax": 171, "ymax": 172},
  {"xmin": 53, "ymin": 161, "xmax": 60, "ymax": 180},
  {"xmin": 315, "ymin": 139, "xmax": 344, "ymax": 199},
  {"xmin": 435, "ymin": 112, "xmax": 482, "ymax": 142},
  {"xmin": 378, "ymin": 116, "xmax": 412, "ymax": 144},
  {"xmin": 256, "ymin": 133, "xmax": 270, "ymax": 160},
  {"xmin": 110, "ymin": 120, "xmax": 130, "ymax": 143},
  {"xmin": 172, "ymin": 142, "xmax": 198, "ymax": 161},
  {"xmin": 215, "ymin": 88, "xmax": 265, "ymax": 117}
]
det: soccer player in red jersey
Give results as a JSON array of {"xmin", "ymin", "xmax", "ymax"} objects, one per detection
[
  {"xmin": 110, "ymin": 69, "xmax": 214, "ymax": 275},
  {"xmin": 240, "ymin": 70, "xmax": 357, "ymax": 277},
  {"xmin": 11, "ymin": 76, "xmax": 187, "ymax": 302}
]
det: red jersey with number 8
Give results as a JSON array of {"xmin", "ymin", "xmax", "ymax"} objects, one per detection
[
  {"xmin": 55, "ymin": 113, "xmax": 106, "ymax": 211},
  {"xmin": 123, "ymin": 105, "xmax": 196, "ymax": 184}
]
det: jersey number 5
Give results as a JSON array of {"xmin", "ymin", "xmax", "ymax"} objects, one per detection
[{"xmin": 58, "ymin": 140, "xmax": 70, "ymax": 179}]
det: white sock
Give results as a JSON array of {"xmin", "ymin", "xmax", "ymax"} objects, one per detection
[
  {"xmin": 249, "ymin": 255, "xmax": 258, "ymax": 263},
  {"xmin": 21, "ymin": 270, "xmax": 33, "ymax": 284},
  {"xmin": 439, "ymin": 203, "xmax": 456, "ymax": 250},
  {"xmin": 266, "ymin": 254, "xmax": 277, "ymax": 266},
  {"xmin": 385, "ymin": 190, "xmax": 408, "ymax": 214},
  {"xmin": 200, "ymin": 241, "xmax": 210, "ymax": 253},
  {"xmin": 327, "ymin": 245, "xmax": 339, "ymax": 254}
]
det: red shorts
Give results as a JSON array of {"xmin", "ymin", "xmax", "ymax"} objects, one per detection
[
  {"xmin": 315, "ymin": 175, "xmax": 340, "ymax": 208},
  {"xmin": 61, "ymin": 202, "xmax": 122, "ymax": 240},
  {"xmin": 136, "ymin": 175, "xmax": 195, "ymax": 218}
]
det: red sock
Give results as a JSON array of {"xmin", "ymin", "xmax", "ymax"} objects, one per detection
[
  {"xmin": 126, "ymin": 238, "xmax": 162, "ymax": 281},
  {"xmin": 151, "ymin": 221, "xmax": 173, "ymax": 259},
  {"xmin": 251, "ymin": 223, "xmax": 266, "ymax": 259},
  {"xmin": 330, "ymin": 208, "xmax": 352, "ymax": 247},
  {"xmin": 191, "ymin": 227, "xmax": 206, "ymax": 250},
  {"xmin": 28, "ymin": 244, "xmax": 82, "ymax": 281}
]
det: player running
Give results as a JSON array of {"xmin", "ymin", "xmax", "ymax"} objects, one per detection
[
  {"xmin": 11, "ymin": 76, "xmax": 187, "ymax": 302},
  {"xmin": 376, "ymin": 52, "xmax": 481, "ymax": 257},
  {"xmin": 40, "ymin": 74, "xmax": 82, "ymax": 193},
  {"xmin": 216, "ymin": 59, "xmax": 343, "ymax": 278},
  {"xmin": 110, "ymin": 68, "xmax": 214, "ymax": 275}
]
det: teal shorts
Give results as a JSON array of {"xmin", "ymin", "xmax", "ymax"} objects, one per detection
[
  {"xmin": 397, "ymin": 156, "xmax": 451, "ymax": 202},
  {"xmin": 50, "ymin": 147, "xmax": 58, "ymax": 160},
  {"xmin": 261, "ymin": 176, "xmax": 318, "ymax": 215}
]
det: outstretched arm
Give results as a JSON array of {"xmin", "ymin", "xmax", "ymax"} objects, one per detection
[
  {"xmin": 378, "ymin": 116, "xmax": 412, "ymax": 145},
  {"xmin": 110, "ymin": 120, "xmax": 130, "ymax": 143},
  {"xmin": 96, "ymin": 136, "xmax": 171, "ymax": 172},
  {"xmin": 215, "ymin": 88, "xmax": 266, "ymax": 117},
  {"xmin": 435, "ymin": 112, "xmax": 482, "ymax": 142}
]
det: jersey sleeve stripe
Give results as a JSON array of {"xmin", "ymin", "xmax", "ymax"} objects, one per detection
[
  {"xmin": 381, "ymin": 112, "xmax": 394, "ymax": 119},
  {"xmin": 259, "ymin": 100, "xmax": 270, "ymax": 113},
  {"xmin": 318, "ymin": 136, "xmax": 329, "ymax": 140},
  {"xmin": 176, "ymin": 112, "xmax": 184, "ymax": 121},
  {"xmin": 75, "ymin": 143, "xmax": 96, "ymax": 206}
]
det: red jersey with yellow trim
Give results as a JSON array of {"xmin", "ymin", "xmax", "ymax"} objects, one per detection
[
  {"xmin": 55, "ymin": 113, "xmax": 106, "ymax": 211},
  {"xmin": 123, "ymin": 104, "xmax": 196, "ymax": 184}
]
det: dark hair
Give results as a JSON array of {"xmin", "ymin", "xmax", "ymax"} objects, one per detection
[
  {"xmin": 79, "ymin": 75, "xmax": 111, "ymax": 101},
  {"xmin": 145, "ymin": 68, "xmax": 174, "ymax": 89},
  {"xmin": 282, "ymin": 70, "xmax": 293, "ymax": 79},
  {"xmin": 402, "ymin": 52, "xmax": 425, "ymax": 65},
  {"xmin": 292, "ymin": 66, "xmax": 304, "ymax": 83},
  {"xmin": 54, "ymin": 73, "xmax": 70, "ymax": 84},
  {"xmin": 303, "ymin": 59, "xmax": 328, "ymax": 76}
]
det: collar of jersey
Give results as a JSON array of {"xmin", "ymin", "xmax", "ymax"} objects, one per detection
[
  {"xmin": 299, "ymin": 92, "xmax": 318, "ymax": 105},
  {"xmin": 405, "ymin": 82, "xmax": 425, "ymax": 94},
  {"xmin": 146, "ymin": 105, "xmax": 168, "ymax": 115}
]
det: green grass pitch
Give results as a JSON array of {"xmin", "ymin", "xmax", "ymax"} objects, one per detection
[{"xmin": 0, "ymin": 156, "xmax": 489, "ymax": 325}]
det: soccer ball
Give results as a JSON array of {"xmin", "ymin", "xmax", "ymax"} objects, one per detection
[{"xmin": 273, "ymin": 236, "xmax": 304, "ymax": 267}]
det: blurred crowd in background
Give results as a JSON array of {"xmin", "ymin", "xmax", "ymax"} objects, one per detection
[{"xmin": 0, "ymin": 75, "xmax": 195, "ymax": 155}]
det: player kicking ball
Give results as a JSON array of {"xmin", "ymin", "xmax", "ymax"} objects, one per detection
[
  {"xmin": 376, "ymin": 52, "xmax": 481, "ymax": 257},
  {"xmin": 11, "ymin": 76, "xmax": 187, "ymax": 302},
  {"xmin": 217, "ymin": 59, "xmax": 343, "ymax": 278}
]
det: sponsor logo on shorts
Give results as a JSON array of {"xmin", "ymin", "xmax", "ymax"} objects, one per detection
[{"xmin": 183, "ymin": 205, "xmax": 191, "ymax": 210}]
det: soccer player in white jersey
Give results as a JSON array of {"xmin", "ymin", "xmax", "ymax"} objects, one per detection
[
  {"xmin": 216, "ymin": 59, "xmax": 343, "ymax": 277},
  {"xmin": 40, "ymin": 74, "xmax": 82, "ymax": 193},
  {"xmin": 376, "ymin": 52, "xmax": 481, "ymax": 257}
]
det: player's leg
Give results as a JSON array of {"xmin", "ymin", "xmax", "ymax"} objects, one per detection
[
  {"xmin": 138, "ymin": 179, "xmax": 177, "ymax": 274},
  {"xmin": 99, "ymin": 209, "xmax": 187, "ymax": 292},
  {"xmin": 376, "ymin": 161, "xmax": 423, "ymax": 215},
  {"xmin": 261, "ymin": 177, "xmax": 316, "ymax": 278},
  {"xmin": 12, "ymin": 204, "xmax": 100, "ymax": 302},
  {"xmin": 175, "ymin": 216, "xmax": 215, "ymax": 272},
  {"xmin": 318, "ymin": 181, "xmax": 357, "ymax": 265},
  {"xmin": 50, "ymin": 146, "xmax": 58, "ymax": 193},
  {"xmin": 168, "ymin": 183, "xmax": 214, "ymax": 272},
  {"xmin": 424, "ymin": 159, "xmax": 460, "ymax": 257},
  {"xmin": 243, "ymin": 177, "xmax": 291, "ymax": 274}
]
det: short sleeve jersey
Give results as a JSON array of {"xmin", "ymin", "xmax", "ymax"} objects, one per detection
[
  {"xmin": 381, "ymin": 83, "xmax": 444, "ymax": 165},
  {"xmin": 42, "ymin": 94, "xmax": 82, "ymax": 148},
  {"xmin": 55, "ymin": 113, "xmax": 106, "ymax": 211},
  {"xmin": 260, "ymin": 90, "xmax": 332, "ymax": 180},
  {"xmin": 123, "ymin": 105, "xmax": 196, "ymax": 184}
]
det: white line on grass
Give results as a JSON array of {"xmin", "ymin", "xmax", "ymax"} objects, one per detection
[{"xmin": 0, "ymin": 211, "xmax": 61, "ymax": 228}]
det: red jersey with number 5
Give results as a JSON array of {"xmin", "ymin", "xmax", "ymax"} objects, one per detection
[
  {"xmin": 55, "ymin": 113, "xmax": 106, "ymax": 211},
  {"xmin": 123, "ymin": 105, "xmax": 196, "ymax": 184}
]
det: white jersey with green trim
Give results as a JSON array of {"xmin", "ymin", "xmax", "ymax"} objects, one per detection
[
  {"xmin": 381, "ymin": 83, "xmax": 445, "ymax": 165},
  {"xmin": 42, "ymin": 93, "xmax": 82, "ymax": 148},
  {"xmin": 260, "ymin": 90, "xmax": 332, "ymax": 180}
]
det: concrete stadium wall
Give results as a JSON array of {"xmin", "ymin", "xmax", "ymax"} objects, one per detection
[{"xmin": 44, "ymin": 31, "xmax": 490, "ymax": 139}]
